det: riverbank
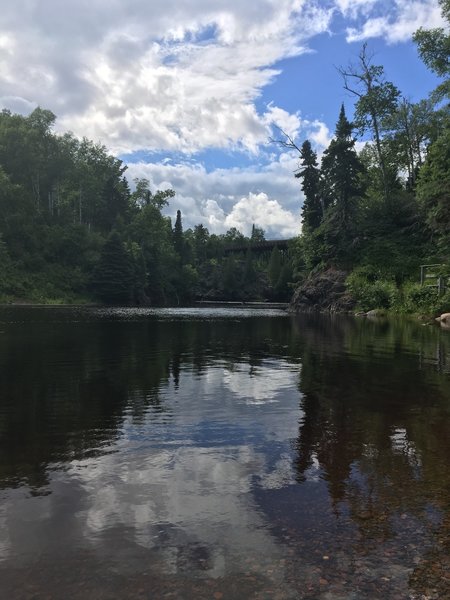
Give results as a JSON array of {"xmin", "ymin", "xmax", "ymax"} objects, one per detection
[{"xmin": 288, "ymin": 267, "xmax": 450, "ymax": 320}]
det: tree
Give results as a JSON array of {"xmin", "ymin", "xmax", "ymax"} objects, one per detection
[
  {"xmin": 275, "ymin": 261, "xmax": 293, "ymax": 301},
  {"xmin": 268, "ymin": 246, "xmax": 283, "ymax": 288},
  {"xmin": 382, "ymin": 98, "xmax": 438, "ymax": 188},
  {"xmin": 224, "ymin": 227, "xmax": 245, "ymax": 245},
  {"xmin": 222, "ymin": 255, "xmax": 239, "ymax": 299},
  {"xmin": 321, "ymin": 105, "xmax": 365, "ymax": 227},
  {"xmin": 131, "ymin": 178, "xmax": 175, "ymax": 209},
  {"xmin": 416, "ymin": 125, "xmax": 450, "ymax": 255},
  {"xmin": 92, "ymin": 231, "xmax": 134, "ymax": 304},
  {"xmin": 193, "ymin": 224, "xmax": 209, "ymax": 264},
  {"xmin": 173, "ymin": 209, "xmax": 184, "ymax": 260},
  {"xmin": 241, "ymin": 247, "xmax": 258, "ymax": 297},
  {"xmin": 339, "ymin": 44, "xmax": 400, "ymax": 202},
  {"xmin": 296, "ymin": 140, "xmax": 322, "ymax": 230},
  {"xmin": 250, "ymin": 224, "xmax": 265, "ymax": 242},
  {"xmin": 413, "ymin": 0, "xmax": 450, "ymax": 101}
]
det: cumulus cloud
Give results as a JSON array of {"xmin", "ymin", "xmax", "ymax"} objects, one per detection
[
  {"xmin": 126, "ymin": 151, "xmax": 302, "ymax": 237},
  {"xmin": 224, "ymin": 192, "xmax": 298, "ymax": 238},
  {"xmin": 0, "ymin": 0, "xmax": 334, "ymax": 154},
  {"xmin": 0, "ymin": 0, "xmax": 439, "ymax": 238}
]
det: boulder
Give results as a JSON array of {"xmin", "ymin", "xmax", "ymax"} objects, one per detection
[
  {"xmin": 436, "ymin": 312, "xmax": 450, "ymax": 329},
  {"xmin": 289, "ymin": 268, "xmax": 356, "ymax": 313}
]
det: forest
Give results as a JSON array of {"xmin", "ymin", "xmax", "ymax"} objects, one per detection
[{"xmin": 0, "ymin": 0, "xmax": 448, "ymax": 313}]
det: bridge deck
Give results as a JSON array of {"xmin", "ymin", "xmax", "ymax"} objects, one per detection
[{"xmin": 224, "ymin": 239, "xmax": 291, "ymax": 254}]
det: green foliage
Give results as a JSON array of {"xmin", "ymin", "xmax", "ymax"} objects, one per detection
[
  {"xmin": 413, "ymin": 0, "xmax": 450, "ymax": 100},
  {"xmin": 400, "ymin": 282, "xmax": 450, "ymax": 315},
  {"xmin": 416, "ymin": 125, "xmax": 450, "ymax": 254},
  {"xmin": 173, "ymin": 209, "xmax": 184, "ymax": 260},
  {"xmin": 340, "ymin": 45, "xmax": 401, "ymax": 201},
  {"xmin": 268, "ymin": 247, "xmax": 282, "ymax": 287},
  {"xmin": 346, "ymin": 271, "xmax": 399, "ymax": 311},
  {"xmin": 402, "ymin": 283, "xmax": 440, "ymax": 312},
  {"xmin": 250, "ymin": 224, "xmax": 265, "ymax": 242},
  {"xmin": 91, "ymin": 232, "xmax": 134, "ymax": 304},
  {"xmin": 296, "ymin": 140, "xmax": 322, "ymax": 230}
]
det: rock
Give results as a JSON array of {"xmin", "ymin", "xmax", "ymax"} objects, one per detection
[
  {"xmin": 289, "ymin": 269, "xmax": 356, "ymax": 314},
  {"xmin": 366, "ymin": 309, "xmax": 387, "ymax": 318},
  {"xmin": 436, "ymin": 312, "xmax": 450, "ymax": 329}
]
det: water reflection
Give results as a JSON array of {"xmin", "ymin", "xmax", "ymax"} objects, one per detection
[{"xmin": 0, "ymin": 307, "xmax": 449, "ymax": 599}]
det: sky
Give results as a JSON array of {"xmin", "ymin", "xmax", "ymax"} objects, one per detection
[{"xmin": 0, "ymin": 0, "xmax": 445, "ymax": 238}]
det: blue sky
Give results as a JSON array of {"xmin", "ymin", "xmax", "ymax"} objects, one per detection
[{"xmin": 0, "ymin": 0, "xmax": 445, "ymax": 237}]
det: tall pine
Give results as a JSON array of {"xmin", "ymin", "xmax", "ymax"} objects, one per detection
[
  {"xmin": 321, "ymin": 104, "xmax": 365, "ymax": 228},
  {"xmin": 173, "ymin": 209, "xmax": 184, "ymax": 261},
  {"xmin": 92, "ymin": 231, "xmax": 134, "ymax": 304},
  {"xmin": 296, "ymin": 140, "xmax": 322, "ymax": 230}
]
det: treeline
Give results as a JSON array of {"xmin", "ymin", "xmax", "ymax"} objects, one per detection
[
  {"xmin": 291, "ymin": 0, "xmax": 449, "ymax": 313},
  {"xmin": 0, "ymin": 112, "xmax": 291, "ymax": 304},
  {"xmin": 0, "ymin": 1, "xmax": 448, "ymax": 310}
]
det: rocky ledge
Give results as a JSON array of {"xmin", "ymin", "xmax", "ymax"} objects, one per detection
[{"xmin": 289, "ymin": 268, "xmax": 356, "ymax": 313}]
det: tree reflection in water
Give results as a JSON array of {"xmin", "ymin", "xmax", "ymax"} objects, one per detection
[
  {"xmin": 0, "ymin": 307, "xmax": 449, "ymax": 598},
  {"xmin": 293, "ymin": 314, "xmax": 450, "ymax": 597}
]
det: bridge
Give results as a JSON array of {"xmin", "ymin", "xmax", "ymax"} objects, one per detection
[{"xmin": 223, "ymin": 239, "xmax": 292, "ymax": 256}]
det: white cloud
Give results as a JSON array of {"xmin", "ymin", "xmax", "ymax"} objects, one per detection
[
  {"xmin": 126, "ymin": 152, "xmax": 303, "ymax": 237},
  {"xmin": 306, "ymin": 120, "xmax": 332, "ymax": 148},
  {"xmin": 335, "ymin": 0, "xmax": 378, "ymax": 19},
  {"xmin": 0, "ymin": 0, "xmax": 333, "ymax": 154},
  {"xmin": 341, "ymin": 0, "xmax": 445, "ymax": 44},
  {"xmin": 224, "ymin": 192, "xmax": 299, "ymax": 238},
  {"xmin": 0, "ymin": 0, "xmax": 438, "ymax": 239},
  {"xmin": 224, "ymin": 362, "xmax": 298, "ymax": 404}
]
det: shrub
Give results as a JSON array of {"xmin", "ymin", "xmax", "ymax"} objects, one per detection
[
  {"xmin": 399, "ymin": 283, "xmax": 450, "ymax": 315},
  {"xmin": 346, "ymin": 271, "xmax": 398, "ymax": 311}
]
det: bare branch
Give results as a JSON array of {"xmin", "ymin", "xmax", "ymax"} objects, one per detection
[{"xmin": 269, "ymin": 125, "xmax": 302, "ymax": 154}]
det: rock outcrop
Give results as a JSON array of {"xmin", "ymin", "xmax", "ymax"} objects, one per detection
[{"xmin": 289, "ymin": 268, "xmax": 356, "ymax": 313}]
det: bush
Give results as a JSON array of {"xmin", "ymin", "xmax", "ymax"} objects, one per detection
[
  {"xmin": 397, "ymin": 283, "xmax": 450, "ymax": 315},
  {"xmin": 346, "ymin": 271, "xmax": 399, "ymax": 311},
  {"xmin": 402, "ymin": 283, "xmax": 436, "ymax": 312}
]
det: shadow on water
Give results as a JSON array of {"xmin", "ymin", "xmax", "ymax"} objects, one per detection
[{"xmin": 0, "ymin": 307, "xmax": 449, "ymax": 598}]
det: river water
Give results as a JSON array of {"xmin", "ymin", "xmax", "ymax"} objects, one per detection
[{"xmin": 0, "ymin": 307, "xmax": 449, "ymax": 599}]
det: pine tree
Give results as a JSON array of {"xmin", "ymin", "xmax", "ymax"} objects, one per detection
[
  {"xmin": 321, "ymin": 105, "xmax": 365, "ymax": 227},
  {"xmin": 242, "ymin": 247, "xmax": 258, "ymax": 297},
  {"xmin": 173, "ymin": 209, "xmax": 184, "ymax": 260},
  {"xmin": 296, "ymin": 140, "xmax": 322, "ymax": 230},
  {"xmin": 250, "ymin": 224, "xmax": 265, "ymax": 242},
  {"xmin": 92, "ymin": 231, "xmax": 134, "ymax": 304},
  {"xmin": 268, "ymin": 246, "xmax": 283, "ymax": 288}
]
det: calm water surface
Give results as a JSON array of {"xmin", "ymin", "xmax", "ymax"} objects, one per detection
[{"xmin": 0, "ymin": 307, "xmax": 449, "ymax": 599}]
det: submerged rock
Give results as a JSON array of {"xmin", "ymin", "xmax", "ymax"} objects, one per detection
[{"xmin": 289, "ymin": 268, "xmax": 356, "ymax": 313}]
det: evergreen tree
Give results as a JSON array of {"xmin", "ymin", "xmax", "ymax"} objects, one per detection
[
  {"xmin": 268, "ymin": 246, "xmax": 283, "ymax": 288},
  {"xmin": 241, "ymin": 247, "xmax": 258, "ymax": 297},
  {"xmin": 275, "ymin": 261, "xmax": 293, "ymax": 301},
  {"xmin": 416, "ymin": 124, "xmax": 450, "ymax": 255},
  {"xmin": 296, "ymin": 140, "xmax": 322, "ymax": 230},
  {"xmin": 250, "ymin": 224, "xmax": 265, "ymax": 242},
  {"xmin": 222, "ymin": 255, "xmax": 239, "ymax": 299},
  {"xmin": 321, "ymin": 105, "xmax": 365, "ymax": 227},
  {"xmin": 173, "ymin": 209, "xmax": 184, "ymax": 261},
  {"xmin": 92, "ymin": 231, "xmax": 134, "ymax": 304}
]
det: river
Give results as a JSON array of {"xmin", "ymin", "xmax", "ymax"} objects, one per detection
[{"xmin": 0, "ymin": 307, "xmax": 449, "ymax": 599}]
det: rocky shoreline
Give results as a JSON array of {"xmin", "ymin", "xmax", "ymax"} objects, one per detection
[{"xmin": 288, "ymin": 268, "xmax": 356, "ymax": 314}]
